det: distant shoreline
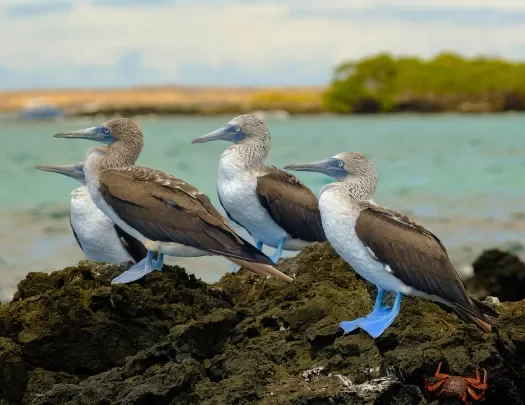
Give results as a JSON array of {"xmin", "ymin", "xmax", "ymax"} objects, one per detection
[
  {"xmin": 0, "ymin": 86, "xmax": 326, "ymax": 116},
  {"xmin": 2, "ymin": 85, "xmax": 525, "ymax": 117}
]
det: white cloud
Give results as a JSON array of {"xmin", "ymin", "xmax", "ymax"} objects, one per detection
[
  {"xmin": 298, "ymin": 0, "xmax": 525, "ymax": 11},
  {"xmin": 1, "ymin": 0, "xmax": 525, "ymax": 88}
]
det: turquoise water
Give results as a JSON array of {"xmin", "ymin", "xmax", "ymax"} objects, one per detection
[
  {"xmin": 1, "ymin": 113, "xmax": 524, "ymax": 299},
  {"xmin": 1, "ymin": 114, "xmax": 523, "ymax": 212}
]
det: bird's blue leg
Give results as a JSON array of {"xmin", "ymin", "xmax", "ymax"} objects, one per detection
[
  {"xmin": 256, "ymin": 241, "xmax": 263, "ymax": 251},
  {"xmin": 372, "ymin": 288, "xmax": 390, "ymax": 313},
  {"xmin": 270, "ymin": 237, "xmax": 286, "ymax": 263},
  {"xmin": 340, "ymin": 291, "xmax": 403, "ymax": 339},
  {"xmin": 112, "ymin": 251, "xmax": 155, "ymax": 284},
  {"xmin": 152, "ymin": 253, "xmax": 164, "ymax": 271}
]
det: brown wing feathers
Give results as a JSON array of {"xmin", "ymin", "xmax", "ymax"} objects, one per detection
[
  {"xmin": 355, "ymin": 206, "xmax": 497, "ymax": 331},
  {"xmin": 98, "ymin": 167, "xmax": 274, "ymax": 265},
  {"xmin": 256, "ymin": 166, "xmax": 326, "ymax": 242}
]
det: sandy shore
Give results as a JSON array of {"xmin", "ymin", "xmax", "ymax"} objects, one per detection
[{"xmin": 0, "ymin": 86, "xmax": 325, "ymax": 116}]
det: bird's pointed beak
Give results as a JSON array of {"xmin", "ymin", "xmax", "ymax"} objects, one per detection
[
  {"xmin": 54, "ymin": 125, "xmax": 113, "ymax": 144},
  {"xmin": 284, "ymin": 159, "xmax": 335, "ymax": 174},
  {"xmin": 192, "ymin": 125, "xmax": 242, "ymax": 144},
  {"xmin": 192, "ymin": 126, "xmax": 229, "ymax": 144},
  {"xmin": 35, "ymin": 162, "xmax": 85, "ymax": 183},
  {"xmin": 54, "ymin": 126, "xmax": 98, "ymax": 140},
  {"xmin": 285, "ymin": 158, "xmax": 347, "ymax": 179}
]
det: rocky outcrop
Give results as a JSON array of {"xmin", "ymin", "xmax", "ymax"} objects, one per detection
[
  {"xmin": 0, "ymin": 244, "xmax": 524, "ymax": 405},
  {"xmin": 465, "ymin": 249, "xmax": 525, "ymax": 302}
]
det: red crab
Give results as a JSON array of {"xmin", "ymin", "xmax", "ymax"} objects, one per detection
[{"xmin": 424, "ymin": 362, "xmax": 488, "ymax": 405}]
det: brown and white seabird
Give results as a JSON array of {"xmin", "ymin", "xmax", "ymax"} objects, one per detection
[
  {"xmin": 192, "ymin": 114, "xmax": 326, "ymax": 263},
  {"xmin": 53, "ymin": 118, "xmax": 293, "ymax": 284},
  {"xmin": 35, "ymin": 152, "xmax": 147, "ymax": 264},
  {"xmin": 285, "ymin": 152, "xmax": 498, "ymax": 338}
]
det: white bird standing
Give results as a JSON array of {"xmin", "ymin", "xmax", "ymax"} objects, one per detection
[
  {"xmin": 285, "ymin": 152, "xmax": 497, "ymax": 338},
  {"xmin": 192, "ymin": 114, "xmax": 326, "ymax": 263},
  {"xmin": 35, "ymin": 154, "xmax": 147, "ymax": 264},
  {"xmin": 53, "ymin": 118, "xmax": 293, "ymax": 285}
]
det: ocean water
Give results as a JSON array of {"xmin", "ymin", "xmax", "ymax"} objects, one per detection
[{"xmin": 1, "ymin": 113, "xmax": 524, "ymax": 300}]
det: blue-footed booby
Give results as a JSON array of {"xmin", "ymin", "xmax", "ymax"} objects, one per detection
[
  {"xmin": 285, "ymin": 152, "xmax": 497, "ymax": 338},
  {"xmin": 35, "ymin": 156, "xmax": 147, "ymax": 264},
  {"xmin": 53, "ymin": 118, "xmax": 293, "ymax": 285},
  {"xmin": 192, "ymin": 114, "xmax": 326, "ymax": 263}
]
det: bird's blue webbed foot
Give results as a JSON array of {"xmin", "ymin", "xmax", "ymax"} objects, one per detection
[
  {"xmin": 112, "ymin": 251, "xmax": 154, "ymax": 284},
  {"xmin": 152, "ymin": 253, "xmax": 164, "ymax": 271},
  {"xmin": 340, "ymin": 290, "xmax": 403, "ymax": 339},
  {"xmin": 270, "ymin": 237, "xmax": 286, "ymax": 263}
]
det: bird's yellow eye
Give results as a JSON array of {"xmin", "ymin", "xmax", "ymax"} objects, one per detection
[
  {"xmin": 338, "ymin": 161, "xmax": 344, "ymax": 167},
  {"xmin": 236, "ymin": 126, "xmax": 241, "ymax": 132}
]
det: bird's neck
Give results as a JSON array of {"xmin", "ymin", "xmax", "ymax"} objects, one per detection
[
  {"xmin": 83, "ymin": 148, "xmax": 105, "ymax": 190},
  {"xmin": 107, "ymin": 141, "xmax": 141, "ymax": 167},
  {"xmin": 70, "ymin": 185, "xmax": 89, "ymax": 199},
  {"xmin": 338, "ymin": 174, "xmax": 377, "ymax": 201},
  {"xmin": 222, "ymin": 141, "xmax": 269, "ymax": 171},
  {"xmin": 83, "ymin": 143, "xmax": 140, "ymax": 186},
  {"xmin": 96, "ymin": 143, "xmax": 140, "ymax": 170}
]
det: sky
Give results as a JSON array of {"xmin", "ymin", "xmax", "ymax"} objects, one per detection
[{"xmin": 2, "ymin": 0, "xmax": 525, "ymax": 89}]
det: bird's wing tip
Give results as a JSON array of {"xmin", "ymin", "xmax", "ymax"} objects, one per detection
[{"xmin": 227, "ymin": 258, "xmax": 293, "ymax": 283}]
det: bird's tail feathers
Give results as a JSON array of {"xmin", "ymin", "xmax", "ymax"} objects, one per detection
[
  {"xmin": 453, "ymin": 305, "xmax": 493, "ymax": 333},
  {"xmin": 470, "ymin": 296, "xmax": 499, "ymax": 318},
  {"xmin": 227, "ymin": 258, "xmax": 293, "ymax": 283},
  {"xmin": 451, "ymin": 295, "xmax": 499, "ymax": 333}
]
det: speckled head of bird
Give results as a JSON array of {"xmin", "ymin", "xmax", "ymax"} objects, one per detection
[
  {"xmin": 53, "ymin": 118, "xmax": 144, "ymax": 152},
  {"xmin": 192, "ymin": 114, "xmax": 271, "ymax": 145},
  {"xmin": 284, "ymin": 152, "xmax": 377, "ymax": 180}
]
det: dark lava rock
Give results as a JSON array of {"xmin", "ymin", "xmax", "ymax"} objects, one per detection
[
  {"xmin": 0, "ymin": 338, "xmax": 27, "ymax": 404},
  {"xmin": 0, "ymin": 260, "xmax": 228, "ymax": 375},
  {"xmin": 465, "ymin": 249, "xmax": 525, "ymax": 302},
  {"xmin": 1, "ymin": 243, "xmax": 524, "ymax": 405}
]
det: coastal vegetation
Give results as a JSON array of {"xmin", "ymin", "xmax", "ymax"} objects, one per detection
[{"xmin": 324, "ymin": 52, "xmax": 525, "ymax": 113}]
